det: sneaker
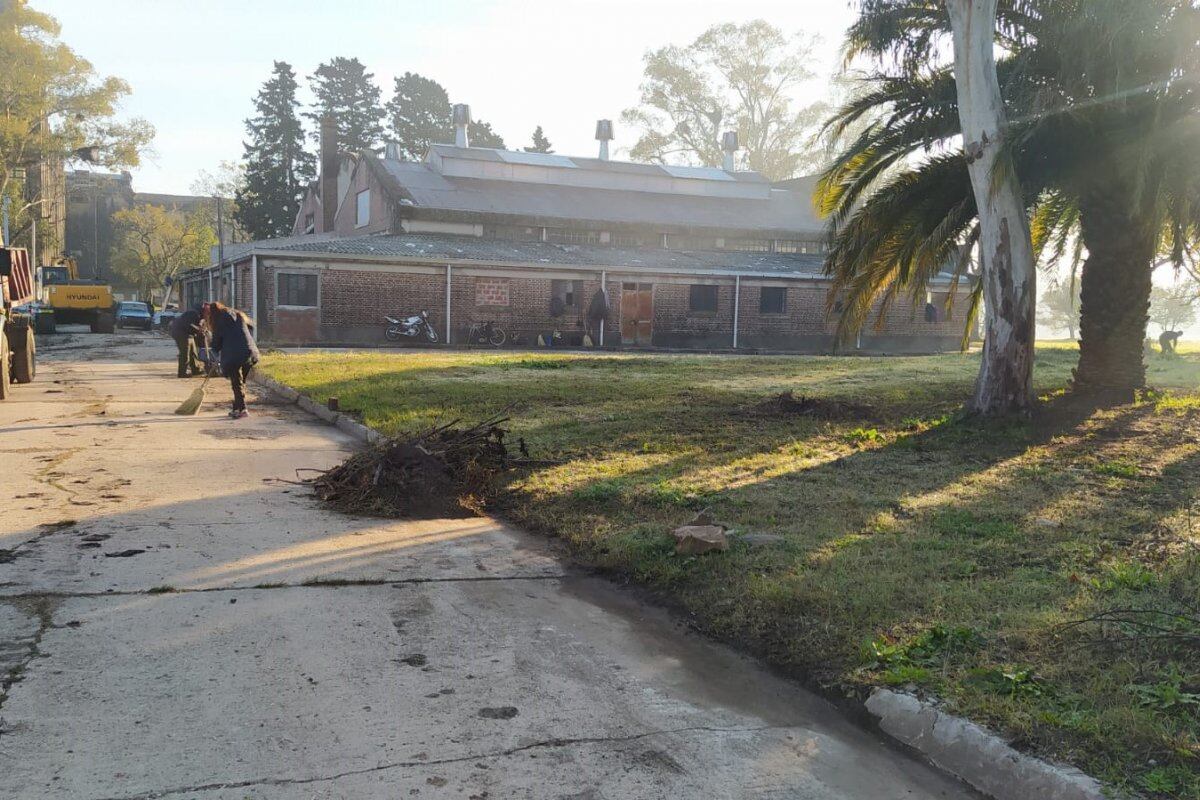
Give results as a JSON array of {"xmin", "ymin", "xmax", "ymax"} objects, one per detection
[{"xmin": 230, "ymin": 409, "xmax": 249, "ymax": 419}]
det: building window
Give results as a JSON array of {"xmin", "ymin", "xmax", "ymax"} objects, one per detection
[
  {"xmin": 760, "ymin": 286, "xmax": 787, "ymax": 314},
  {"xmin": 545, "ymin": 228, "xmax": 601, "ymax": 245},
  {"xmin": 609, "ymin": 232, "xmax": 655, "ymax": 248},
  {"xmin": 775, "ymin": 240, "xmax": 826, "ymax": 254},
  {"xmin": 277, "ymin": 272, "xmax": 318, "ymax": 307},
  {"xmin": 668, "ymin": 235, "xmax": 719, "ymax": 251},
  {"xmin": 486, "ymin": 224, "xmax": 542, "ymax": 242},
  {"xmin": 689, "ymin": 284, "xmax": 719, "ymax": 313},
  {"xmin": 355, "ymin": 189, "xmax": 370, "ymax": 228},
  {"xmin": 475, "ymin": 277, "xmax": 511, "ymax": 307},
  {"xmin": 722, "ymin": 238, "xmax": 772, "ymax": 253},
  {"xmin": 551, "ymin": 279, "xmax": 583, "ymax": 308}
]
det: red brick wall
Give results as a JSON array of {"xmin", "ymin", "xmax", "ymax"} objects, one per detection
[
  {"xmin": 257, "ymin": 260, "xmax": 972, "ymax": 350},
  {"xmin": 333, "ymin": 162, "xmax": 392, "ymax": 236}
]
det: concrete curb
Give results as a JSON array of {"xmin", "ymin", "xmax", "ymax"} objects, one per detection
[
  {"xmin": 251, "ymin": 369, "xmax": 1111, "ymax": 800},
  {"xmin": 865, "ymin": 689, "xmax": 1107, "ymax": 800},
  {"xmin": 250, "ymin": 371, "xmax": 385, "ymax": 446}
]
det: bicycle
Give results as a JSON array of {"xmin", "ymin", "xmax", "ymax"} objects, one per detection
[{"xmin": 467, "ymin": 320, "xmax": 507, "ymax": 347}]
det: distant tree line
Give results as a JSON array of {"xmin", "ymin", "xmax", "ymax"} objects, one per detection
[{"xmin": 234, "ymin": 58, "xmax": 554, "ymax": 241}]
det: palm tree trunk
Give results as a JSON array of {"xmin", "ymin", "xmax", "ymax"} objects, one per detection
[
  {"xmin": 947, "ymin": 0, "xmax": 1037, "ymax": 415},
  {"xmin": 1073, "ymin": 193, "xmax": 1156, "ymax": 399}
]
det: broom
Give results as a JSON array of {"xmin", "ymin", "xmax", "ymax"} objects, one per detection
[{"xmin": 175, "ymin": 373, "xmax": 211, "ymax": 415}]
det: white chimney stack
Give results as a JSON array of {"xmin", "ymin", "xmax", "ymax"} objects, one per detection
[
  {"xmin": 595, "ymin": 119, "xmax": 614, "ymax": 161},
  {"xmin": 452, "ymin": 104, "xmax": 471, "ymax": 148},
  {"xmin": 721, "ymin": 131, "xmax": 739, "ymax": 172}
]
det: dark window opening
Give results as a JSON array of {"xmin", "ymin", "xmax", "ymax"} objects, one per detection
[
  {"xmin": 277, "ymin": 273, "xmax": 318, "ymax": 307},
  {"xmin": 486, "ymin": 224, "xmax": 542, "ymax": 242},
  {"xmin": 760, "ymin": 286, "xmax": 787, "ymax": 314},
  {"xmin": 689, "ymin": 284, "xmax": 719, "ymax": 313},
  {"xmin": 723, "ymin": 238, "xmax": 772, "ymax": 253},
  {"xmin": 545, "ymin": 228, "xmax": 601, "ymax": 245},
  {"xmin": 551, "ymin": 278, "xmax": 583, "ymax": 307}
]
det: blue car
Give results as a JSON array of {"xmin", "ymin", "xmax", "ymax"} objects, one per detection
[{"xmin": 115, "ymin": 301, "xmax": 153, "ymax": 331}]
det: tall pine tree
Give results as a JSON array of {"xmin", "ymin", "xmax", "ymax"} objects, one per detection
[
  {"xmin": 234, "ymin": 61, "xmax": 314, "ymax": 241},
  {"xmin": 307, "ymin": 57, "xmax": 385, "ymax": 154},
  {"xmin": 385, "ymin": 72, "xmax": 506, "ymax": 157},
  {"xmin": 526, "ymin": 126, "xmax": 553, "ymax": 153},
  {"xmin": 387, "ymin": 72, "xmax": 452, "ymax": 160}
]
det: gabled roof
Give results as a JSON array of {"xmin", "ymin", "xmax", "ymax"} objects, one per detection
[{"xmin": 372, "ymin": 155, "xmax": 824, "ymax": 236}]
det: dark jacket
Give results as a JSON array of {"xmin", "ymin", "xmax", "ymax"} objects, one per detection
[
  {"xmin": 169, "ymin": 310, "xmax": 202, "ymax": 342},
  {"xmin": 209, "ymin": 309, "xmax": 259, "ymax": 372}
]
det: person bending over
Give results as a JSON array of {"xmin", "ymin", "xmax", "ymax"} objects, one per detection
[
  {"xmin": 168, "ymin": 307, "xmax": 204, "ymax": 378},
  {"xmin": 203, "ymin": 301, "xmax": 259, "ymax": 419}
]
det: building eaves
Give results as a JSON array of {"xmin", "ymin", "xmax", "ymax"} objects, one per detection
[{"xmin": 261, "ymin": 232, "xmax": 828, "ymax": 277}]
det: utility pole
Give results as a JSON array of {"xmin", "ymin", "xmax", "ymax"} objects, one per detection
[{"xmin": 216, "ymin": 196, "xmax": 226, "ymax": 302}]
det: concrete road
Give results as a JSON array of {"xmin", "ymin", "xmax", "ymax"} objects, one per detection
[{"xmin": 0, "ymin": 334, "xmax": 977, "ymax": 800}]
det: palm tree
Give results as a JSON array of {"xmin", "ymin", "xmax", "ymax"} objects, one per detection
[{"xmin": 819, "ymin": 0, "xmax": 1200, "ymax": 398}]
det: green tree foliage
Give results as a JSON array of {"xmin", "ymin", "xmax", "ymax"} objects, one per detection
[
  {"xmin": 1039, "ymin": 278, "xmax": 1081, "ymax": 340},
  {"xmin": 110, "ymin": 204, "xmax": 216, "ymax": 303},
  {"xmin": 467, "ymin": 119, "xmax": 505, "ymax": 149},
  {"xmin": 526, "ymin": 126, "xmax": 553, "ymax": 154},
  {"xmin": 387, "ymin": 72, "xmax": 451, "ymax": 160},
  {"xmin": 307, "ymin": 57, "xmax": 385, "ymax": 155},
  {"xmin": 0, "ymin": 0, "xmax": 152, "ymax": 248},
  {"xmin": 818, "ymin": 0, "xmax": 1200, "ymax": 397},
  {"xmin": 621, "ymin": 20, "xmax": 826, "ymax": 180},
  {"xmin": 1150, "ymin": 282, "xmax": 1199, "ymax": 333},
  {"xmin": 235, "ymin": 62, "xmax": 314, "ymax": 240},
  {"xmin": 385, "ymin": 72, "xmax": 506, "ymax": 156}
]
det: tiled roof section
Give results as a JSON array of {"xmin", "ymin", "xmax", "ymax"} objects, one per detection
[
  {"xmin": 374, "ymin": 158, "xmax": 824, "ymax": 235},
  {"xmin": 214, "ymin": 232, "xmax": 343, "ymax": 264},
  {"xmin": 266, "ymin": 233, "xmax": 829, "ymax": 276}
]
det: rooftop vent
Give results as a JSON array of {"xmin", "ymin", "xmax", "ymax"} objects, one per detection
[
  {"xmin": 452, "ymin": 104, "xmax": 471, "ymax": 148},
  {"xmin": 721, "ymin": 131, "xmax": 739, "ymax": 172},
  {"xmin": 595, "ymin": 119, "xmax": 614, "ymax": 161}
]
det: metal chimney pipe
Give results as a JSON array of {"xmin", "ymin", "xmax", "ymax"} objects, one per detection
[
  {"xmin": 595, "ymin": 119, "xmax": 614, "ymax": 161},
  {"xmin": 721, "ymin": 131, "xmax": 739, "ymax": 172},
  {"xmin": 452, "ymin": 104, "xmax": 471, "ymax": 148}
]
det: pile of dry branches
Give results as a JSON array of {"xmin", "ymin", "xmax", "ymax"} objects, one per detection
[{"xmin": 309, "ymin": 414, "xmax": 525, "ymax": 518}]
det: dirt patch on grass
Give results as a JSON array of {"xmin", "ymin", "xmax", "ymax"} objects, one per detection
[{"xmin": 747, "ymin": 391, "xmax": 875, "ymax": 420}]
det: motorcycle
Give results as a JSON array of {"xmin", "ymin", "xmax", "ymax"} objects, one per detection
[{"xmin": 383, "ymin": 311, "xmax": 439, "ymax": 343}]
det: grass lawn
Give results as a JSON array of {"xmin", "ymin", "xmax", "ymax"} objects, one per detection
[{"xmin": 262, "ymin": 344, "xmax": 1200, "ymax": 798}]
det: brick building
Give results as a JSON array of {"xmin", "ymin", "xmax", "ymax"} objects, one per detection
[{"xmin": 181, "ymin": 111, "xmax": 972, "ymax": 352}]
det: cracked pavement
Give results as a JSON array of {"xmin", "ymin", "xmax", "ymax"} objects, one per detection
[{"xmin": 0, "ymin": 333, "xmax": 979, "ymax": 799}]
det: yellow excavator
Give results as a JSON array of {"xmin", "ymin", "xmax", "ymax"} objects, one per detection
[{"xmin": 39, "ymin": 255, "xmax": 114, "ymax": 333}]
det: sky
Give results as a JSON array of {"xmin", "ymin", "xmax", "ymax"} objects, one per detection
[{"xmin": 39, "ymin": 0, "xmax": 857, "ymax": 195}]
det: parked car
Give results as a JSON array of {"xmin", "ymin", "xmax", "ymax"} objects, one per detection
[{"xmin": 115, "ymin": 301, "xmax": 153, "ymax": 331}]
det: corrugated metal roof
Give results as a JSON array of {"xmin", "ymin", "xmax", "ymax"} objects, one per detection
[
  {"xmin": 376, "ymin": 159, "xmax": 824, "ymax": 235},
  {"xmin": 264, "ymin": 233, "xmax": 829, "ymax": 277}
]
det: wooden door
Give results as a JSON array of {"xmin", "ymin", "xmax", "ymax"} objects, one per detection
[{"xmin": 620, "ymin": 283, "xmax": 653, "ymax": 345}]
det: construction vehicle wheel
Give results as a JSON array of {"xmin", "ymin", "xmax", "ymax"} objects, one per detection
[
  {"xmin": 98, "ymin": 312, "xmax": 116, "ymax": 334},
  {"xmin": 0, "ymin": 334, "xmax": 10, "ymax": 401},
  {"xmin": 34, "ymin": 312, "xmax": 56, "ymax": 335},
  {"xmin": 8, "ymin": 323, "xmax": 35, "ymax": 384}
]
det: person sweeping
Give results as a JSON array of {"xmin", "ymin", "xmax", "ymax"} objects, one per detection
[
  {"xmin": 203, "ymin": 301, "xmax": 260, "ymax": 419},
  {"xmin": 169, "ymin": 307, "xmax": 204, "ymax": 378}
]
